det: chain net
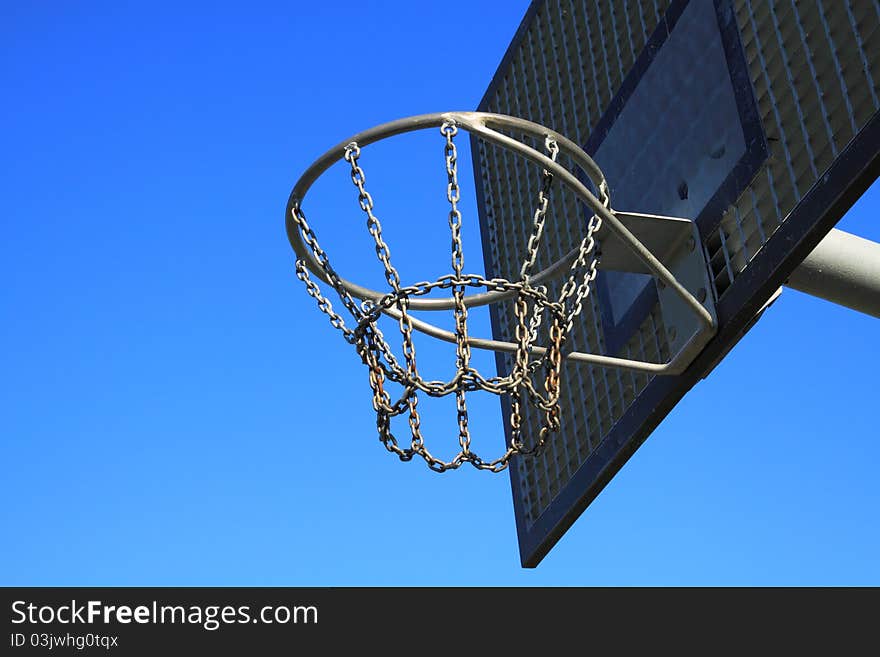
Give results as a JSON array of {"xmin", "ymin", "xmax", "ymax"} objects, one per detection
[{"xmin": 291, "ymin": 121, "xmax": 607, "ymax": 472}]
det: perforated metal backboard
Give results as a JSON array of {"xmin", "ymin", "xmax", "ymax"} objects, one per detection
[{"xmin": 472, "ymin": 0, "xmax": 880, "ymax": 566}]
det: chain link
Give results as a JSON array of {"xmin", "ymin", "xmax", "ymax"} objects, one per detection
[
  {"xmin": 344, "ymin": 142, "xmax": 429, "ymax": 466},
  {"xmin": 293, "ymin": 127, "xmax": 605, "ymax": 473},
  {"xmin": 520, "ymin": 136, "xmax": 559, "ymax": 282},
  {"xmin": 344, "ymin": 143, "xmax": 404, "ymax": 292},
  {"xmin": 442, "ymin": 121, "xmax": 473, "ymax": 464},
  {"xmin": 294, "ymin": 260, "xmax": 356, "ymax": 343},
  {"xmin": 290, "ymin": 204, "xmax": 363, "ymax": 321}
]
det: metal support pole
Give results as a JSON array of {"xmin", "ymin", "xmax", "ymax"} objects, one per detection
[{"xmin": 786, "ymin": 229, "xmax": 880, "ymax": 318}]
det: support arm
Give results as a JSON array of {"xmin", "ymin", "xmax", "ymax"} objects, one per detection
[{"xmin": 786, "ymin": 229, "xmax": 880, "ymax": 318}]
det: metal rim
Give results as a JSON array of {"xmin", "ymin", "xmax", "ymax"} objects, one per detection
[
  {"xmin": 285, "ymin": 111, "xmax": 612, "ymax": 311},
  {"xmin": 286, "ymin": 111, "xmax": 715, "ymax": 375}
]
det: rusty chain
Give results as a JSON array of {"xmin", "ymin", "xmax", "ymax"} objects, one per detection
[{"xmin": 290, "ymin": 122, "xmax": 604, "ymax": 472}]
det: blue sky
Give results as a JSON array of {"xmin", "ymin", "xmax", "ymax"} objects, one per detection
[{"xmin": 2, "ymin": 1, "xmax": 878, "ymax": 585}]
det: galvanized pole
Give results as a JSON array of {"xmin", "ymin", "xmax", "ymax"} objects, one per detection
[{"xmin": 786, "ymin": 229, "xmax": 880, "ymax": 318}]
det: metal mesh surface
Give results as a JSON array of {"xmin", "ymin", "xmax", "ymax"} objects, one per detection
[{"xmin": 475, "ymin": 0, "xmax": 879, "ymax": 528}]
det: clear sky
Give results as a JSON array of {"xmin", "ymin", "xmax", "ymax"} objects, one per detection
[{"xmin": 2, "ymin": 1, "xmax": 878, "ymax": 586}]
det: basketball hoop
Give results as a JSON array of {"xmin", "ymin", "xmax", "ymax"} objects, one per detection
[{"xmin": 286, "ymin": 112, "xmax": 715, "ymax": 472}]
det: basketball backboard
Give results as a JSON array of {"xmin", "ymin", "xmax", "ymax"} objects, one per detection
[{"xmin": 473, "ymin": 0, "xmax": 880, "ymax": 566}]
